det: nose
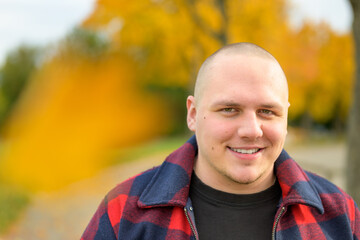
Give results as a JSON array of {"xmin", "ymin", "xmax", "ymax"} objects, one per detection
[{"xmin": 237, "ymin": 112, "xmax": 263, "ymax": 141}]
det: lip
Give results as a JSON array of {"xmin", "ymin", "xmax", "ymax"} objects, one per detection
[{"xmin": 227, "ymin": 146, "xmax": 264, "ymax": 160}]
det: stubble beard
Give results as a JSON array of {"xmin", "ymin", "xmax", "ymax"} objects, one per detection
[{"xmin": 218, "ymin": 165, "xmax": 265, "ymax": 186}]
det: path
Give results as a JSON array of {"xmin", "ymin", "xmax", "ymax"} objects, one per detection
[
  {"xmin": 0, "ymin": 143, "xmax": 347, "ymax": 240},
  {"xmin": 1, "ymin": 152, "xmax": 168, "ymax": 240}
]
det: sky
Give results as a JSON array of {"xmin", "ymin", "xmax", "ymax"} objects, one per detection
[
  {"xmin": 0, "ymin": 0, "xmax": 353, "ymax": 65},
  {"xmin": 0, "ymin": 0, "xmax": 95, "ymax": 64},
  {"xmin": 289, "ymin": 0, "xmax": 352, "ymax": 33}
]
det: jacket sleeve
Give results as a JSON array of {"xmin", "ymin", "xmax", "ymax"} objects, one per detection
[
  {"xmin": 354, "ymin": 201, "xmax": 360, "ymax": 239},
  {"xmin": 81, "ymin": 197, "xmax": 117, "ymax": 240}
]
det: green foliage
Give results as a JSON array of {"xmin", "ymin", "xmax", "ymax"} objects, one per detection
[
  {"xmin": 145, "ymin": 83, "xmax": 190, "ymax": 135},
  {"xmin": 61, "ymin": 27, "xmax": 110, "ymax": 58},
  {"xmin": 0, "ymin": 46, "xmax": 35, "ymax": 232},
  {"xmin": 0, "ymin": 184, "xmax": 30, "ymax": 234},
  {"xmin": 111, "ymin": 135, "xmax": 191, "ymax": 164},
  {"xmin": 0, "ymin": 45, "xmax": 40, "ymax": 128}
]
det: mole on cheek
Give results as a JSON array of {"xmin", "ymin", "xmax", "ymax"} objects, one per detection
[
  {"xmin": 203, "ymin": 116, "xmax": 206, "ymax": 119},
  {"xmin": 211, "ymin": 146, "xmax": 214, "ymax": 150}
]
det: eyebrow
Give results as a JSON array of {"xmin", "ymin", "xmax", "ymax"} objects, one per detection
[
  {"xmin": 211, "ymin": 101, "xmax": 283, "ymax": 110},
  {"xmin": 211, "ymin": 101, "xmax": 241, "ymax": 107},
  {"xmin": 213, "ymin": 101, "xmax": 240, "ymax": 106},
  {"xmin": 259, "ymin": 103, "xmax": 282, "ymax": 109}
]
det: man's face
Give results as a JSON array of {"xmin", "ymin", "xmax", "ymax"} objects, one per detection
[{"xmin": 187, "ymin": 54, "xmax": 289, "ymax": 194}]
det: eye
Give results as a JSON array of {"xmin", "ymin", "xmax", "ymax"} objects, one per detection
[
  {"xmin": 258, "ymin": 109, "xmax": 274, "ymax": 116},
  {"xmin": 222, "ymin": 108, "xmax": 236, "ymax": 113},
  {"xmin": 218, "ymin": 107, "xmax": 238, "ymax": 116},
  {"xmin": 260, "ymin": 109, "xmax": 272, "ymax": 114}
]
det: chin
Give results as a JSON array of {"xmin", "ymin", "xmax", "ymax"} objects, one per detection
[{"xmin": 227, "ymin": 171, "xmax": 261, "ymax": 185}]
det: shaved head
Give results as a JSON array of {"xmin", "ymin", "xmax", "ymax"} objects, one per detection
[{"xmin": 194, "ymin": 42, "xmax": 287, "ymax": 104}]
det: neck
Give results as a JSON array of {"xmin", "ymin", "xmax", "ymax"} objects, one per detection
[{"xmin": 193, "ymin": 157, "xmax": 276, "ymax": 194}]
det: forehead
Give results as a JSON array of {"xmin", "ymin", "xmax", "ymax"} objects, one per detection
[
  {"xmin": 198, "ymin": 54, "xmax": 288, "ymax": 105},
  {"xmin": 206, "ymin": 53, "xmax": 280, "ymax": 78}
]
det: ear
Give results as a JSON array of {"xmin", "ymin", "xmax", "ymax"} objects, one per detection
[{"xmin": 186, "ymin": 95, "xmax": 197, "ymax": 132}]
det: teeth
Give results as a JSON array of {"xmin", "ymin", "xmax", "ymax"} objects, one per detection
[{"xmin": 230, "ymin": 148, "xmax": 260, "ymax": 154}]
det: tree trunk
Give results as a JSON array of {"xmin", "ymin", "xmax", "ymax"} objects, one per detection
[
  {"xmin": 347, "ymin": 0, "xmax": 360, "ymax": 203},
  {"xmin": 184, "ymin": 0, "xmax": 228, "ymax": 45}
]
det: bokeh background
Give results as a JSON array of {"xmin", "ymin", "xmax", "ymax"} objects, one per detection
[{"xmin": 0, "ymin": 0, "xmax": 357, "ymax": 238}]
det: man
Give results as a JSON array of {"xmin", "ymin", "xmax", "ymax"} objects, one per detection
[{"xmin": 82, "ymin": 43, "xmax": 360, "ymax": 239}]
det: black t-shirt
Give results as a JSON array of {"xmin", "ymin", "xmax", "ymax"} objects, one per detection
[{"xmin": 189, "ymin": 173, "xmax": 281, "ymax": 240}]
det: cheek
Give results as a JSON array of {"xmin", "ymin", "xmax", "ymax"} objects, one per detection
[
  {"xmin": 262, "ymin": 122, "xmax": 287, "ymax": 145},
  {"xmin": 197, "ymin": 115, "xmax": 235, "ymax": 140}
]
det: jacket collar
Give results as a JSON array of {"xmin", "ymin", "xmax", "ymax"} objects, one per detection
[
  {"xmin": 138, "ymin": 135, "xmax": 324, "ymax": 214},
  {"xmin": 138, "ymin": 136, "xmax": 197, "ymax": 208},
  {"xmin": 274, "ymin": 150, "xmax": 324, "ymax": 213}
]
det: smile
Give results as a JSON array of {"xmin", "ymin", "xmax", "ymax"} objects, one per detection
[{"xmin": 228, "ymin": 147, "xmax": 261, "ymax": 154}]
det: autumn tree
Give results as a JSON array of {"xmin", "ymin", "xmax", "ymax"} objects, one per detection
[
  {"xmin": 347, "ymin": 0, "xmax": 360, "ymax": 203},
  {"xmin": 81, "ymin": 0, "xmax": 356, "ymax": 131},
  {"xmin": 280, "ymin": 21, "xmax": 354, "ymax": 131},
  {"xmin": 0, "ymin": 28, "xmax": 171, "ymax": 190},
  {"xmin": 82, "ymin": 0, "xmax": 294, "ymax": 132}
]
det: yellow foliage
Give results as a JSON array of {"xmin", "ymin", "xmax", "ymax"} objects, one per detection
[
  {"xmin": 0, "ymin": 53, "xmax": 170, "ymax": 191},
  {"xmin": 82, "ymin": 0, "xmax": 355, "ymax": 125},
  {"xmin": 195, "ymin": 0, "xmax": 224, "ymax": 32}
]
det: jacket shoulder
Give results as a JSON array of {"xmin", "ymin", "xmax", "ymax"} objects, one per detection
[
  {"xmin": 106, "ymin": 166, "xmax": 160, "ymax": 203},
  {"xmin": 305, "ymin": 170, "xmax": 344, "ymax": 195},
  {"xmin": 305, "ymin": 170, "xmax": 358, "ymax": 214},
  {"xmin": 81, "ymin": 167, "xmax": 160, "ymax": 239}
]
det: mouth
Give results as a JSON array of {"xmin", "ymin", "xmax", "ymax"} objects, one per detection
[{"xmin": 228, "ymin": 147, "xmax": 262, "ymax": 154}]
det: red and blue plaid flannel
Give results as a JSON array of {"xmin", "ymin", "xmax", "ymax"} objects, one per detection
[{"xmin": 82, "ymin": 136, "xmax": 360, "ymax": 239}]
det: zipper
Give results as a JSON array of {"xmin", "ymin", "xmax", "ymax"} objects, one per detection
[
  {"xmin": 184, "ymin": 207, "xmax": 199, "ymax": 240},
  {"xmin": 272, "ymin": 206, "xmax": 286, "ymax": 240}
]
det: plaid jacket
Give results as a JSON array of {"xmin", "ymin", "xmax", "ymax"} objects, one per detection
[{"xmin": 82, "ymin": 136, "xmax": 360, "ymax": 239}]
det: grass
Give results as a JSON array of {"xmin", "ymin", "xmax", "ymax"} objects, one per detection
[
  {"xmin": 109, "ymin": 134, "xmax": 191, "ymax": 165},
  {"xmin": 0, "ymin": 184, "xmax": 30, "ymax": 234},
  {"xmin": 0, "ymin": 142, "xmax": 30, "ymax": 234}
]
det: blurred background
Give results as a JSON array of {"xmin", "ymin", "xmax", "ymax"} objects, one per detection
[{"xmin": 0, "ymin": 0, "xmax": 357, "ymax": 239}]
